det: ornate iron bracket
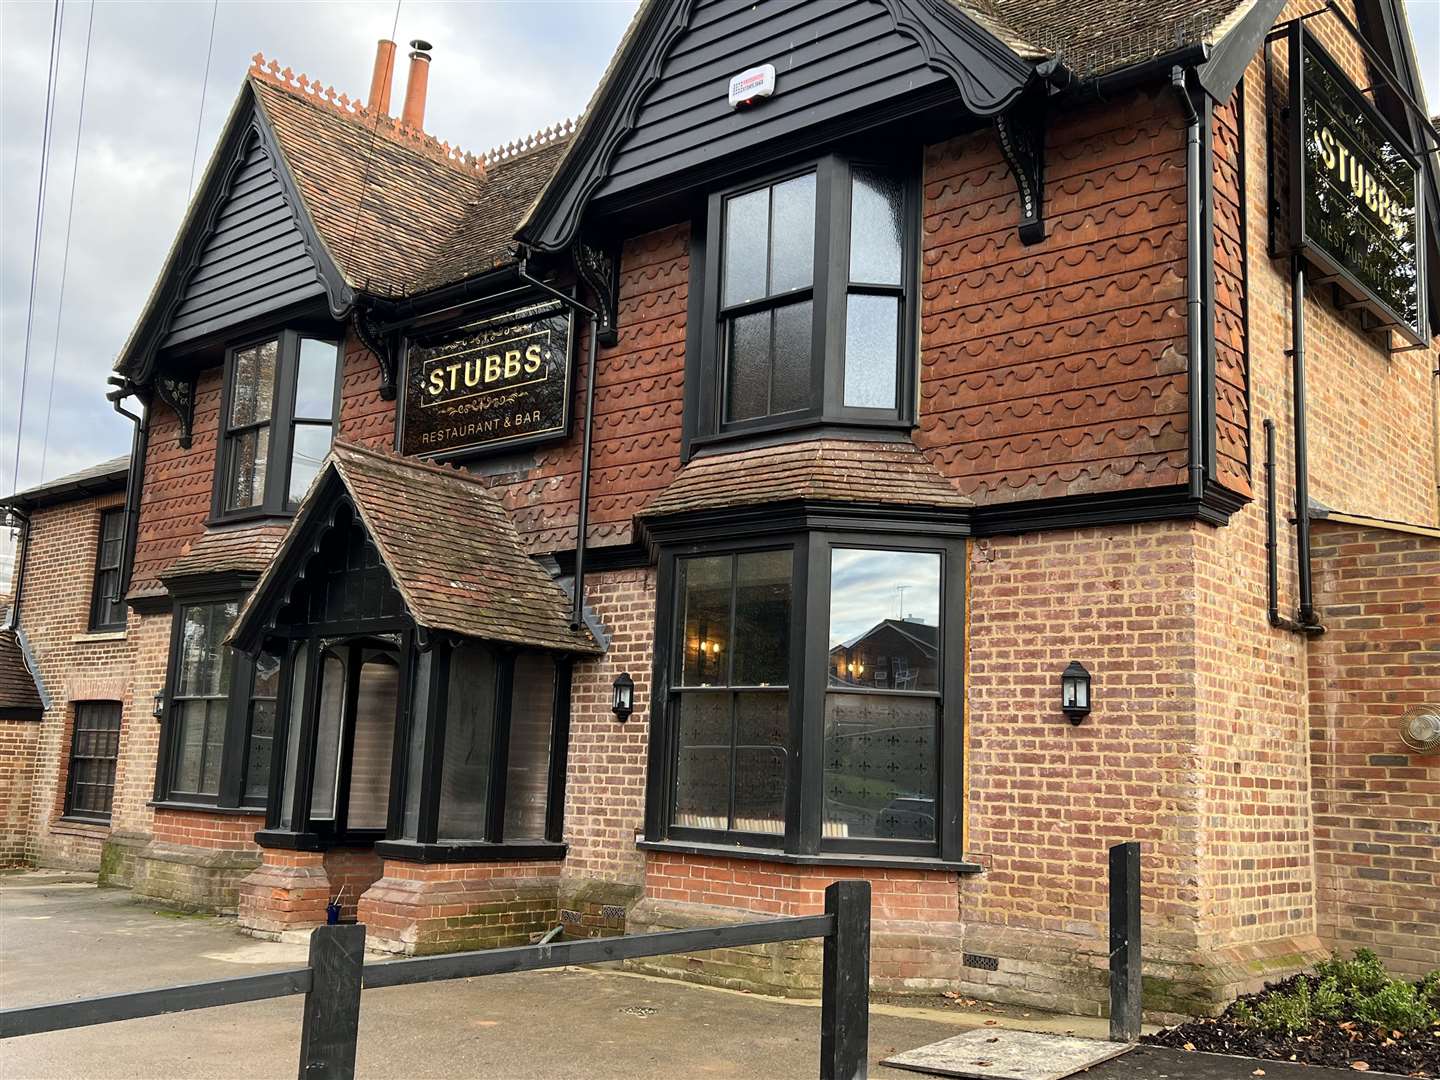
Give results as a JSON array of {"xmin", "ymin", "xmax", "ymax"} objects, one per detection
[
  {"xmin": 994, "ymin": 93, "xmax": 1047, "ymax": 246},
  {"xmin": 349, "ymin": 304, "xmax": 398, "ymax": 401},
  {"xmin": 572, "ymin": 238, "xmax": 619, "ymax": 347},
  {"xmin": 153, "ymin": 374, "xmax": 196, "ymax": 448}
]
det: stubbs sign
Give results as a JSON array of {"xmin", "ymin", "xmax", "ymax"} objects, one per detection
[
  {"xmin": 401, "ymin": 300, "xmax": 574, "ymax": 459},
  {"xmin": 1290, "ymin": 24, "xmax": 1424, "ymax": 344}
]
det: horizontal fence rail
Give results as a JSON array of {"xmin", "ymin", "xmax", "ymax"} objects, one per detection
[{"xmin": 0, "ymin": 879, "xmax": 872, "ymax": 1080}]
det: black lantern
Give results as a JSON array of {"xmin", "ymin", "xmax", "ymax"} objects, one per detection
[
  {"xmin": 612, "ymin": 672, "xmax": 635, "ymax": 721},
  {"xmin": 153, "ymin": 689, "xmax": 165, "ymax": 720},
  {"xmin": 1061, "ymin": 661, "xmax": 1091, "ymax": 724}
]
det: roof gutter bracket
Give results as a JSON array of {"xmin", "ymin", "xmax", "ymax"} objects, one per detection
[
  {"xmin": 349, "ymin": 302, "xmax": 399, "ymax": 401},
  {"xmin": 994, "ymin": 85, "xmax": 1049, "ymax": 246},
  {"xmin": 153, "ymin": 373, "xmax": 196, "ymax": 449}
]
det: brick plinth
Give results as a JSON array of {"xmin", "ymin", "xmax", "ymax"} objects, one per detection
[
  {"xmin": 238, "ymin": 850, "xmax": 330, "ymax": 937},
  {"xmin": 357, "ymin": 859, "xmax": 562, "ymax": 955},
  {"xmin": 112, "ymin": 809, "xmax": 262, "ymax": 913}
]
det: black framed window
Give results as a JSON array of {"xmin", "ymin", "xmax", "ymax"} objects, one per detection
[
  {"xmin": 89, "ymin": 509, "xmax": 127, "ymax": 631},
  {"xmin": 693, "ymin": 153, "xmax": 919, "ymax": 446},
  {"xmin": 165, "ymin": 601, "xmax": 239, "ymax": 799},
  {"xmin": 216, "ymin": 331, "xmax": 339, "ymax": 518},
  {"xmin": 649, "ymin": 530, "xmax": 965, "ymax": 864},
  {"xmin": 63, "ymin": 701, "xmax": 122, "ymax": 822}
]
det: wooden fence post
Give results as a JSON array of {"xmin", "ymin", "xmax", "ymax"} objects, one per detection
[
  {"xmin": 297, "ymin": 923, "xmax": 366, "ymax": 1080},
  {"xmin": 820, "ymin": 880, "xmax": 870, "ymax": 1080},
  {"xmin": 1109, "ymin": 842, "xmax": 1142, "ymax": 1043}
]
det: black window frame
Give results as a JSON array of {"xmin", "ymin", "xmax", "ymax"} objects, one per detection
[
  {"xmin": 63, "ymin": 700, "xmax": 123, "ymax": 823},
  {"xmin": 88, "ymin": 508, "xmax": 128, "ymax": 632},
  {"xmin": 154, "ymin": 588, "xmax": 268, "ymax": 813},
  {"xmin": 645, "ymin": 528, "xmax": 966, "ymax": 866},
  {"xmin": 688, "ymin": 152, "xmax": 921, "ymax": 453},
  {"xmin": 212, "ymin": 329, "xmax": 341, "ymax": 522}
]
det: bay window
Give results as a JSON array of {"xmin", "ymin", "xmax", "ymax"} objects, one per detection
[
  {"xmin": 691, "ymin": 153, "xmax": 919, "ymax": 445},
  {"xmin": 215, "ymin": 331, "xmax": 339, "ymax": 519},
  {"xmin": 647, "ymin": 531, "xmax": 967, "ymax": 866}
]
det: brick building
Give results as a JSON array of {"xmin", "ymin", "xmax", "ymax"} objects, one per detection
[{"xmin": 3, "ymin": 0, "xmax": 1437, "ymax": 1018}]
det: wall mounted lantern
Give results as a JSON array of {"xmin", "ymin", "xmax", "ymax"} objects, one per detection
[
  {"xmin": 1061, "ymin": 661, "xmax": 1091, "ymax": 725},
  {"xmin": 612, "ymin": 672, "xmax": 635, "ymax": 722},
  {"xmin": 153, "ymin": 690, "xmax": 165, "ymax": 720}
]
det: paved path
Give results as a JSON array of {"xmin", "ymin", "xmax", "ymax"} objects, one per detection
[{"xmin": 0, "ymin": 876, "xmax": 1394, "ymax": 1080}]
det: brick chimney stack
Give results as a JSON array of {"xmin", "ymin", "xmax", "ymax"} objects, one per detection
[
  {"xmin": 368, "ymin": 39, "xmax": 397, "ymax": 116},
  {"xmin": 400, "ymin": 39, "xmax": 432, "ymax": 130}
]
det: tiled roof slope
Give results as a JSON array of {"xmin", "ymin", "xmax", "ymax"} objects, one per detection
[
  {"xmin": 235, "ymin": 442, "xmax": 598, "ymax": 654},
  {"xmin": 948, "ymin": 0, "xmax": 1254, "ymax": 77},
  {"xmin": 1, "ymin": 455, "xmax": 129, "ymax": 511},
  {"xmin": 160, "ymin": 524, "xmax": 289, "ymax": 583},
  {"xmin": 248, "ymin": 58, "xmax": 572, "ymax": 297},
  {"xmin": 0, "ymin": 630, "xmax": 43, "ymax": 718},
  {"xmin": 638, "ymin": 439, "xmax": 972, "ymax": 519}
]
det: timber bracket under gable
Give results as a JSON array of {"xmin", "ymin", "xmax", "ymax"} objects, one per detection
[
  {"xmin": 349, "ymin": 303, "xmax": 398, "ymax": 400},
  {"xmin": 994, "ymin": 89, "xmax": 1048, "ymax": 245},
  {"xmin": 572, "ymin": 239, "xmax": 619, "ymax": 347},
  {"xmin": 153, "ymin": 374, "xmax": 197, "ymax": 449}
]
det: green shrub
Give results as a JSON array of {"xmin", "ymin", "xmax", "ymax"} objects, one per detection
[{"xmin": 1229, "ymin": 952, "xmax": 1440, "ymax": 1037}]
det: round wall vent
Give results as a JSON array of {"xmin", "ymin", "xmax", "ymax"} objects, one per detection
[{"xmin": 1399, "ymin": 705, "xmax": 1440, "ymax": 754}]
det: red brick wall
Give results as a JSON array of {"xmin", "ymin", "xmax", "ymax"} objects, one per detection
[
  {"xmin": 0, "ymin": 719, "xmax": 40, "ymax": 863},
  {"xmin": 8, "ymin": 491, "xmax": 149, "ymax": 870},
  {"xmin": 562, "ymin": 568, "xmax": 654, "ymax": 887},
  {"xmin": 917, "ymin": 86, "xmax": 1190, "ymax": 502},
  {"xmin": 152, "ymin": 808, "xmax": 260, "ymax": 850},
  {"xmin": 336, "ymin": 336, "xmax": 395, "ymax": 450},
  {"xmin": 1309, "ymin": 522, "xmax": 1440, "ymax": 978}
]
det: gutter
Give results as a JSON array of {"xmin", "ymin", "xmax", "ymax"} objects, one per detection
[{"xmin": 106, "ymin": 377, "xmax": 149, "ymax": 609}]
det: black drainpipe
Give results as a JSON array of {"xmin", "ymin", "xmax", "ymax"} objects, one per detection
[
  {"xmin": 106, "ymin": 379, "xmax": 149, "ymax": 608},
  {"xmin": 1171, "ymin": 67, "xmax": 1207, "ymax": 502},
  {"xmin": 4, "ymin": 507, "xmax": 31, "ymax": 632},
  {"xmin": 1286, "ymin": 256, "xmax": 1323, "ymax": 633},
  {"xmin": 515, "ymin": 257, "xmax": 600, "ymax": 632}
]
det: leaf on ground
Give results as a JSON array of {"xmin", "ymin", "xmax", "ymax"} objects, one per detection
[
  {"xmin": 1351, "ymin": 1062, "xmax": 1370, "ymax": 1071},
  {"xmin": 1183, "ymin": 1043, "xmax": 1196, "ymax": 1052}
]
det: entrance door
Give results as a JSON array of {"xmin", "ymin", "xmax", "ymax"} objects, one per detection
[{"xmin": 308, "ymin": 637, "xmax": 400, "ymax": 842}]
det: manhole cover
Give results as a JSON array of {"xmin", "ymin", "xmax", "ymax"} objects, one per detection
[
  {"xmin": 883, "ymin": 1030, "xmax": 1133, "ymax": 1080},
  {"xmin": 619, "ymin": 1006, "xmax": 658, "ymax": 1018}
]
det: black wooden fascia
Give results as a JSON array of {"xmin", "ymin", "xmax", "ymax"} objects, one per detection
[
  {"xmin": 153, "ymin": 373, "xmax": 196, "ymax": 449},
  {"xmin": 517, "ymin": 0, "xmax": 1034, "ymax": 255},
  {"xmin": 117, "ymin": 84, "xmax": 355, "ymax": 389},
  {"xmin": 994, "ymin": 90, "xmax": 1048, "ymax": 245}
]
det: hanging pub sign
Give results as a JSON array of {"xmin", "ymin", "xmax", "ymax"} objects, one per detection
[
  {"xmin": 1288, "ymin": 22, "xmax": 1425, "ymax": 345},
  {"xmin": 400, "ymin": 299, "xmax": 574, "ymax": 459}
]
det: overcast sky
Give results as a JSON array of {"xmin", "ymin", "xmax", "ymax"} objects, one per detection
[{"xmin": 1, "ymin": 0, "xmax": 1438, "ymax": 500}]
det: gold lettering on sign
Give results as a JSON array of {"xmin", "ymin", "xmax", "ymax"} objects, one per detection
[
  {"xmin": 1312, "ymin": 125, "xmax": 1403, "ymax": 236},
  {"xmin": 420, "ymin": 328, "xmax": 554, "ymax": 408}
]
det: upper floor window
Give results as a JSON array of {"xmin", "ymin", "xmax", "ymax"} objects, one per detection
[
  {"xmin": 693, "ymin": 154, "xmax": 918, "ymax": 444},
  {"xmin": 648, "ymin": 530, "xmax": 964, "ymax": 864},
  {"xmin": 89, "ymin": 508, "xmax": 127, "ymax": 632},
  {"xmin": 217, "ymin": 332, "xmax": 339, "ymax": 518}
]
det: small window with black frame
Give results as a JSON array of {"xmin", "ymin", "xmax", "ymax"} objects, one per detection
[
  {"xmin": 164, "ymin": 600, "xmax": 239, "ymax": 799},
  {"xmin": 695, "ymin": 154, "xmax": 918, "ymax": 442},
  {"xmin": 650, "ymin": 532, "xmax": 963, "ymax": 864},
  {"xmin": 89, "ymin": 508, "xmax": 127, "ymax": 632},
  {"xmin": 63, "ymin": 701, "xmax": 122, "ymax": 822},
  {"xmin": 217, "ymin": 332, "xmax": 339, "ymax": 518}
]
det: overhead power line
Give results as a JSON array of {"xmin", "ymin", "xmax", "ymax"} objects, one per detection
[
  {"xmin": 187, "ymin": 0, "xmax": 220, "ymax": 197},
  {"xmin": 10, "ymin": 0, "xmax": 65, "ymax": 496},
  {"xmin": 39, "ymin": 0, "xmax": 97, "ymax": 481}
]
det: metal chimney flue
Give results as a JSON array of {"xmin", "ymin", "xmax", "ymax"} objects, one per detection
[
  {"xmin": 368, "ymin": 39, "xmax": 397, "ymax": 116},
  {"xmin": 401, "ymin": 39, "xmax": 432, "ymax": 130}
]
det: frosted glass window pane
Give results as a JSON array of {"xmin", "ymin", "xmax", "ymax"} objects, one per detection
[
  {"xmin": 346, "ymin": 656, "xmax": 398, "ymax": 831},
  {"xmin": 849, "ymin": 169, "xmax": 904, "ymax": 285},
  {"xmin": 308, "ymin": 652, "xmax": 346, "ymax": 821},
  {"xmin": 843, "ymin": 294, "xmax": 899, "ymax": 409},
  {"xmin": 733, "ymin": 693, "xmax": 787, "ymax": 833},
  {"xmin": 771, "ymin": 301, "xmax": 812, "ymax": 414},
  {"xmin": 504, "ymin": 653, "xmax": 555, "ymax": 841},
  {"xmin": 294, "ymin": 339, "xmax": 339, "ymax": 420},
  {"xmin": 723, "ymin": 188, "xmax": 769, "ymax": 306},
  {"xmin": 823, "ymin": 693, "xmax": 936, "ymax": 841},
  {"xmin": 438, "ymin": 642, "xmax": 497, "ymax": 840},
  {"xmin": 673, "ymin": 691, "xmax": 730, "ymax": 829},
  {"xmin": 725, "ymin": 311, "xmax": 770, "ymax": 423},
  {"xmin": 769, "ymin": 173, "xmax": 815, "ymax": 294}
]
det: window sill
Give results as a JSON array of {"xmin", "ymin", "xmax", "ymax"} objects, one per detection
[
  {"xmin": 71, "ymin": 630, "xmax": 126, "ymax": 643},
  {"xmin": 688, "ymin": 420, "xmax": 913, "ymax": 461},
  {"xmin": 636, "ymin": 838, "xmax": 983, "ymax": 875},
  {"xmin": 149, "ymin": 800, "xmax": 266, "ymax": 817},
  {"xmin": 374, "ymin": 840, "xmax": 567, "ymax": 864},
  {"xmin": 204, "ymin": 508, "xmax": 295, "ymax": 529},
  {"xmin": 54, "ymin": 816, "xmax": 111, "ymax": 832}
]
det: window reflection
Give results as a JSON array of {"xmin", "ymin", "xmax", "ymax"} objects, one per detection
[{"xmin": 827, "ymin": 548, "xmax": 940, "ymax": 692}]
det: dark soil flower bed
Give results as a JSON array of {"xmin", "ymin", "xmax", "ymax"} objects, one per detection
[{"xmin": 1145, "ymin": 956, "xmax": 1440, "ymax": 1078}]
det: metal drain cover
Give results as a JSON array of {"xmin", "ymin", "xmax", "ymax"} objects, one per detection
[
  {"xmin": 618, "ymin": 1006, "xmax": 658, "ymax": 1018},
  {"xmin": 883, "ymin": 1030, "xmax": 1133, "ymax": 1080}
]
